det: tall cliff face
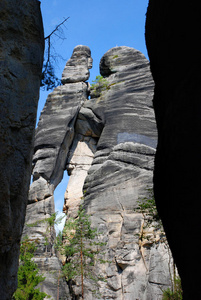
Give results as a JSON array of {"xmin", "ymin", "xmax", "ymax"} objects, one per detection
[
  {"xmin": 26, "ymin": 45, "xmax": 174, "ymax": 299},
  {"xmin": 0, "ymin": 1, "xmax": 44, "ymax": 298},
  {"xmin": 66, "ymin": 47, "xmax": 173, "ymax": 299},
  {"xmin": 146, "ymin": 1, "xmax": 201, "ymax": 299}
]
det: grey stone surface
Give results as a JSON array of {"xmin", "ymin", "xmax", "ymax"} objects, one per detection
[
  {"xmin": 61, "ymin": 45, "xmax": 93, "ymax": 84},
  {"xmin": 35, "ymin": 256, "xmax": 69, "ymax": 300},
  {"xmin": 33, "ymin": 82, "xmax": 89, "ymax": 187},
  {"xmin": 23, "ymin": 196, "xmax": 70, "ymax": 299},
  {"xmin": 0, "ymin": 0, "xmax": 44, "ymax": 298},
  {"xmin": 64, "ymin": 47, "xmax": 173, "ymax": 299},
  {"xmin": 23, "ymin": 45, "xmax": 92, "ymax": 300},
  {"xmin": 25, "ymin": 45, "xmax": 174, "ymax": 299},
  {"xmin": 28, "ymin": 177, "xmax": 54, "ymax": 204}
]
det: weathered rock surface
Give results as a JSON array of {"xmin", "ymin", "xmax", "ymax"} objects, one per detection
[
  {"xmin": 24, "ymin": 196, "xmax": 70, "ymax": 299},
  {"xmin": 146, "ymin": 2, "xmax": 201, "ymax": 299},
  {"xmin": 24, "ymin": 45, "xmax": 93, "ymax": 299},
  {"xmin": 26, "ymin": 45, "xmax": 174, "ymax": 299},
  {"xmin": 32, "ymin": 82, "xmax": 89, "ymax": 187},
  {"xmin": 62, "ymin": 46, "xmax": 173, "ymax": 299},
  {"xmin": 79, "ymin": 47, "xmax": 172, "ymax": 299},
  {"xmin": 0, "ymin": 0, "xmax": 44, "ymax": 298},
  {"xmin": 62, "ymin": 45, "xmax": 93, "ymax": 84}
]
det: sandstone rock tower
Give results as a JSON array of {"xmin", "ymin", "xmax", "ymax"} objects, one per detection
[
  {"xmin": 25, "ymin": 45, "xmax": 174, "ymax": 299},
  {"xmin": 24, "ymin": 45, "xmax": 92, "ymax": 299}
]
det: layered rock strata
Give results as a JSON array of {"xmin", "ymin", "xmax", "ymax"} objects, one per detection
[
  {"xmin": 67, "ymin": 47, "xmax": 173, "ymax": 299},
  {"xmin": 24, "ymin": 45, "xmax": 92, "ymax": 299},
  {"xmin": 146, "ymin": 2, "xmax": 201, "ymax": 299},
  {"xmin": 26, "ymin": 45, "xmax": 174, "ymax": 299},
  {"xmin": 0, "ymin": 1, "xmax": 44, "ymax": 298}
]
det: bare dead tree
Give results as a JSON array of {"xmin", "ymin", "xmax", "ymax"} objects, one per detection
[{"xmin": 41, "ymin": 17, "xmax": 70, "ymax": 90}]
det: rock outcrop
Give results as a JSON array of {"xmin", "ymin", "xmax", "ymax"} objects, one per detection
[
  {"xmin": 146, "ymin": 2, "xmax": 201, "ymax": 299},
  {"xmin": 67, "ymin": 47, "xmax": 172, "ymax": 299},
  {"xmin": 24, "ymin": 45, "xmax": 93, "ymax": 299},
  {"xmin": 26, "ymin": 45, "xmax": 174, "ymax": 299},
  {"xmin": 0, "ymin": 1, "xmax": 44, "ymax": 298}
]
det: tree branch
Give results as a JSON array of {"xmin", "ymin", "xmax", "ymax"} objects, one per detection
[{"xmin": 44, "ymin": 17, "xmax": 70, "ymax": 40}]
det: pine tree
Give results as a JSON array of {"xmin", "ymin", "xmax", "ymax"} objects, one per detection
[
  {"xmin": 27, "ymin": 212, "xmax": 65, "ymax": 255},
  {"xmin": 12, "ymin": 236, "xmax": 49, "ymax": 300},
  {"xmin": 62, "ymin": 205, "xmax": 106, "ymax": 300}
]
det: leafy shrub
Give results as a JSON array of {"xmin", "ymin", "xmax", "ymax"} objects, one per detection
[
  {"xmin": 90, "ymin": 75, "xmax": 110, "ymax": 97},
  {"xmin": 162, "ymin": 277, "xmax": 183, "ymax": 300},
  {"xmin": 136, "ymin": 189, "xmax": 162, "ymax": 230},
  {"xmin": 91, "ymin": 75, "xmax": 108, "ymax": 88}
]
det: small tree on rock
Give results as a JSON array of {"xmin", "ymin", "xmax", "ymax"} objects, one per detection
[
  {"xmin": 12, "ymin": 236, "xmax": 49, "ymax": 300},
  {"xmin": 62, "ymin": 205, "xmax": 106, "ymax": 300}
]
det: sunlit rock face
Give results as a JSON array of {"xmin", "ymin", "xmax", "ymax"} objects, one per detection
[
  {"xmin": 0, "ymin": 0, "xmax": 44, "ymax": 298},
  {"xmin": 61, "ymin": 45, "xmax": 93, "ymax": 84},
  {"xmin": 25, "ymin": 45, "xmax": 174, "ymax": 299},
  {"xmin": 146, "ymin": 2, "xmax": 201, "ymax": 299},
  {"xmin": 23, "ymin": 45, "xmax": 93, "ymax": 300},
  {"xmin": 76, "ymin": 47, "xmax": 173, "ymax": 299}
]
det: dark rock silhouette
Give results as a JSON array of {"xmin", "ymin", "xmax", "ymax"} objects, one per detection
[
  {"xmin": 146, "ymin": 1, "xmax": 201, "ymax": 299},
  {"xmin": 0, "ymin": 0, "xmax": 44, "ymax": 299}
]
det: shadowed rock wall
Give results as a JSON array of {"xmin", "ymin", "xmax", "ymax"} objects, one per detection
[
  {"xmin": 146, "ymin": 1, "xmax": 201, "ymax": 299},
  {"xmin": 0, "ymin": 1, "xmax": 44, "ymax": 298}
]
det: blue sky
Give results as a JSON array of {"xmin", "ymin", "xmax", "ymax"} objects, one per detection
[{"xmin": 38, "ymin": 0, "xmax": 149, "ymax": 216}]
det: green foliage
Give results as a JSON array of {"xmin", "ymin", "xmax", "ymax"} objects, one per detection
[
  {"xmin": 90, "ymin": 75, "xmax": 110, "ymax": 96},
  {"xmin": 12, "ymin": 236, "xmax": 49, "ymax": 300},
  {"xmin": 112, "ymin": 55, "xmax": 119, "ymax": 59},
  {"xmin": 91, "ymin": 75, "xmax": 107, "ymax": 86},
  {"xmin": 136, "ymin": 189, "xmax": 162, "ymax": 228},
  {"xmin": 55, "ymin": 231, "xmax": 63, "ymax": 251},
  {"xmin": 137, "ymin": 190, "xmax": 183, "ymax": 299},
  {"xmin": 27, "ymin": 212, "xmax": 65, "ymax": 253},
  {"xmin": 162, "ymin": 277, "xmax": 183, "ymax": 300},
  {"xmin": 27, "ymin": 212, "xmax": 63, "ymax": 228},
  {"xmin": 62, "ymin": 205, "xmax": 106, "ymax": 298},
  {"xmin": 90, "ymin": 76, "xmax": 124, "ymax": 99}
]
